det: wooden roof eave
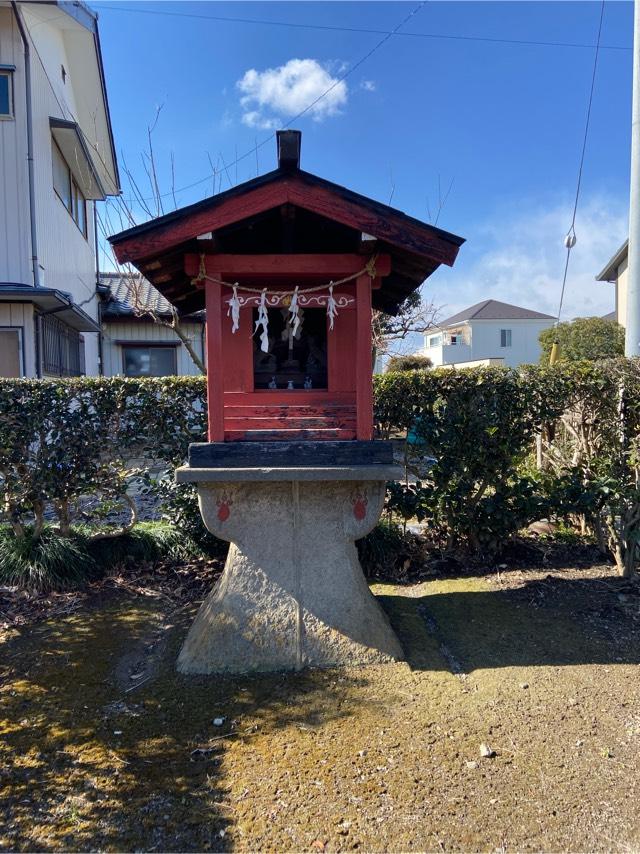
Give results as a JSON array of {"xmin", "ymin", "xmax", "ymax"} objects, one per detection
[{"xmin": 109, "ymin": 168, "xmax": 464, "ymax": 270}]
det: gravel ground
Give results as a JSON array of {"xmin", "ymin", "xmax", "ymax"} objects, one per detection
[{"xmin": 0, "ymin": 559, "xmax": 639, "ymax": 852}]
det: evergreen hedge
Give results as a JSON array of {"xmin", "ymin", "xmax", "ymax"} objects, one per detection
[{"xmin": 1, "ymin": 361, "xmax": 639, "ymax": 581}]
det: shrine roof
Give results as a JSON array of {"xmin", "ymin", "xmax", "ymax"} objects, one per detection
[{"xmin": 109, "ymin": 137, "xmax": 465, "ymax": 316}]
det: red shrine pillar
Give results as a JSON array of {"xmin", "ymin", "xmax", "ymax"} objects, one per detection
[
  {"xmin": 355, "ymin": 273, "xmax": 374, "ymax": 440},
  {"xmin": 205, "ymin": 275, "xmax": 225, "ymax": 442}
]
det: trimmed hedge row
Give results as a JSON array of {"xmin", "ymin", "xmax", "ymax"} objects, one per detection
[
  {"xmin": 1, "ymin": 361, "xmax": 639, "ymax": 578},
  {"xmin": 376, "ymin": 360, "xmax": 640, "ymax": 574}
]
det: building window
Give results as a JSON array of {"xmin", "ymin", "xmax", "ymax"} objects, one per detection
[
  {"xmin": 449, "ymin": 334, "xmax": 461, "ymax": 345},
  {"xmin": 500, "ymin": 329, "xmax": 512, "ymax": 348},
  {"xmin": 41, "ymin": 315, "xmax": 84, "ymax": 376},
  {"xmin": 252, "ymin": 307, "xmax": 327, "ymax": 390},
  {"xmin": 428, "ymin": 334, "xmax": 442, "ymax": 348},
  {"xmin": 122, "ymin": 345, "xmax": 177, "ymax": 377},
  {"xmin": 0, "ymin": 328, "xmax": 23, "ymax": 377},
  {"xmin": 0, "ymin": 68, "xmax": 14, "ymax": 119},
  {"xmin": 52, "ymin": 139, "xmax": 87, "ymax": 236}
]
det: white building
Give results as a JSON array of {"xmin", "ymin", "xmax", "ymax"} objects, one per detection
[
  {"xmin": 423, "ymin": 299, "xmax": 555, "ymax": 368},
  {"xmin": 0, "ymin": 1, "xmax": 119, "ymax": 377},
  {"xmin": 99, "ymin": 273, "xmax": 205, "ymax": 377}
]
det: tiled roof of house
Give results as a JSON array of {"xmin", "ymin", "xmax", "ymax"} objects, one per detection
[
  {"xmin": 438, "ymin": 299, "xmax": 555, "ymax": 327},
  {"xmin": 99, "ymin": 272, "xmax": 204, "ymax": 320}
]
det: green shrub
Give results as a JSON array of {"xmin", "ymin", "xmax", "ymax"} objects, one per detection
[
  {"xmin": 154, "ymin": 477, "xmax": 229, "ymax": 560},
  {"xmin": 357, "ymin": 518, "xmax": 419, "ymax": 580},
  {"xmin": 385, "ymin": 354, "xmax": 432, "ymax": 372},
  {"xmin": 539, "ymin": 316, "xmax": 624, "ymax": 363},
  {"xmin": 0, "ymin": 377, "xmax": 206, "ymax": 542},
  {"xmin": 2, "ymin": 362, "xmax": 640, "ymax": 578},
  {"xmin": 375, "ymin": 367, "xmax": 569, "ymax": 554},
  {"xmin": 83, "ymin": 521, "xmax": 207, "ymax": 569}
]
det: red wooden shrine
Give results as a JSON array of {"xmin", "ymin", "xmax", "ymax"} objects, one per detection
[{"xmin": 109, "ymin": 131, "xmax": 464, "ymax": 444}]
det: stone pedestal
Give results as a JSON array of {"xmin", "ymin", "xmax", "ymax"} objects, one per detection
[{"xmin": 174, "ymin": 465, "xmax": 404, "ymax": 673}]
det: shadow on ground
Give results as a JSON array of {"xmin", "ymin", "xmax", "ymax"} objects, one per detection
[
  {"xmin": 0, "ymin": 595, "xmax": 386, "ymax": 851},
  {"xmin": 2, "ymin": 563, "xmax": 639, "ymax": 851},
  {"xmin": 380, "ymin": 570, "xmax": 640, "ymax": 673}
]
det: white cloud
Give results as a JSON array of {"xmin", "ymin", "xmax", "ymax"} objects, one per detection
[
  {"xmin": 241, "ymin": 110, "xmax": 279, "ymax": 131},
  {"xmin": 237, "ymin": 58, "xmax": 348, "ymax": 129},
  {"xmin": 361, "ymin": 79, "xmax": 376, "ymax": 92},
  {"xmin": 428, "ymin": 195, "xmax": 627, "ymax": 324}
]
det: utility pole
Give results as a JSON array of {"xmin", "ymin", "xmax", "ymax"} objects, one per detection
[{"xmin": 626, "ymin": 0, "xmax": 640, "ymax": 356}]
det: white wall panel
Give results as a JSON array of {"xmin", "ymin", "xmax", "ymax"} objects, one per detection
[{"xmin": 0, "ymin": 7, "xmax": 31, "ymax": 285}]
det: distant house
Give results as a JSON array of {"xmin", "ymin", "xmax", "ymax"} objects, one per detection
[
  {"xmin": 0, "ymin": 1, "xmax": 119, "ymax": 377},
  {"xmin": 99, "ymin": 273, "xmax": 205, "ymax": 377},
  {"xmin": 596, "ymin": 240, "xmax": 628, "ymax": 328},
  {"xmin": 423, "ymin": 299, "xmax": 555, "ymax": 368}
]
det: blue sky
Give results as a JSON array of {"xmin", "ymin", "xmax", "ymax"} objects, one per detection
[{"xmin": 95, "ymin": 1, "xmax": 634, "ymax": 328}]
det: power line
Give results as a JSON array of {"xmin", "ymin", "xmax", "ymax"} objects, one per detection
[
  {"xmin": 118, "ymin": 1, "xmax": 429, "ymax": 205},
  {"xmin": 554, "ymin": 0, "xmax": 606, "ymax": 335},
  {"xmin": 92, "ymin": 3, "xmax": 631, "ymax": 52}
]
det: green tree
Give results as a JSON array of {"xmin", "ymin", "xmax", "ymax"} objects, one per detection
[
  {"xmin": 539, "ymin": 317, "xmax": 625, "ymax": 363},
  {"xmin": 386, "ymin": 354, "xmax": 433, "ymax": 372}
]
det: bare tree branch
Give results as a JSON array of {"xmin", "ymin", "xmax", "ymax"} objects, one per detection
[{"xmin": 372, "ymin": 290, "xmax": 441, "ymax": 360}]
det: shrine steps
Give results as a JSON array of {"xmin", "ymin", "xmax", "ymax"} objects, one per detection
[
  {"xmin": 223, "ymin": 404, "xmax": 356, "ymax": 419},
  {"xmin": 222, "ymin": 403, "xmax": 357, "ymax": 440}
]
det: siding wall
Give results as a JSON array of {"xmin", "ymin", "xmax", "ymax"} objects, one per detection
[
  {"xmin": 101, "ymin": 320, "xmax": 205, "ymax": 377},
  {"xmin": 0, "ymin": 301, "xmax": 35, "ymax": 376},
  {"xmin": 0, "ymin": 6, "xmax": 100, "ymax": 373},
  {"xmin": 0, "ymin": 7, "xmax": 31, "ymax": 285},
  {"xmin": 468, "ymin": 319, "xmax": 553, "ymax": 367}
]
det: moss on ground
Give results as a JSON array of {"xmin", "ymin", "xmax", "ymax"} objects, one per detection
[{"xmin": 1, "ymin": 566, "xmax": 639, "ymax": 851}]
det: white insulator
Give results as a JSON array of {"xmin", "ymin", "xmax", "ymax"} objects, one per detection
[{"xmin": 564, "ymin": 233, "xmax": 577, "ymax": 249}]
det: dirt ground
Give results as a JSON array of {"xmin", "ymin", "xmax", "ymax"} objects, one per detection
[{"xmin": 1, "ymin": 556, "xmax": 639, "ymax": 852}]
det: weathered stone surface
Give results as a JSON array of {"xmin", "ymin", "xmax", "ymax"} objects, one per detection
[{"xmin": 177, "ymin": 474, "xmax": 404, "ymax": 674}]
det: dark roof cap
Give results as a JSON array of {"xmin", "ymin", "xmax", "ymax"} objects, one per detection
[{"xmin": 277, "ymin": 130, "xmax": 301, "ymax": 170}]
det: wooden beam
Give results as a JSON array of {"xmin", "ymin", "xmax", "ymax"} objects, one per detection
[
  {"xmin": 113, "ymin": 182, "xmax": 290, "ymax": 264},
  {"xmin": 205, "ymin": 277, "xmax": 224, "ymax": 442},
  {"xmin": 184, "ymin": 253, "xmax": 391, "ymax": 280},
  {"xmin": 288, "ymin": 181, "xmax": 460, "ymax": 267},
  {"xmin": 355, "ymin": 273, "xmax": 374, "ymax": 441}
]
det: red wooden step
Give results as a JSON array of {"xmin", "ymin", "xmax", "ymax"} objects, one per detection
[
  {"xmin": 224, "ymin": 428, "xmax": 356, "ymax": 442},
  {"xmin": 224, "ymin": 404, "xmax": 356, "ymax": 419},
  {"xmin": 224, "ymin": 416, "xmax": 356, "ymax": 431}
]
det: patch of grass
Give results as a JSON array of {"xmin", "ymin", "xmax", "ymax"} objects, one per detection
[
  {"xmin": 0, "ymin": 528, "xmax": 96, "ymax": 592},
  {"xmin": 82, "ymin": 522, "xmax": 204, "ymax": 569},
  {"xmin": 0, "ymin": 521, "xmax": 214, "ymax": 593}
]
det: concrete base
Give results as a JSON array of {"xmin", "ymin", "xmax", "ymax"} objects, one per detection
[{"xmin": 175, "ymin": 468, "xmax": 404, "ymax": 674}]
